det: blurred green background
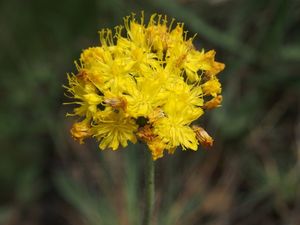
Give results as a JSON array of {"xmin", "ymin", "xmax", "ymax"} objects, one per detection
[{"xmin": 1, "ymin": 0, "xmax": 300, "ymax": 224}]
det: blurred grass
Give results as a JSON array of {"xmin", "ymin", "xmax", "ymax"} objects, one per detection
[{"xmin": 1, "ymin": 0, "xmax": 300, "ymax": 224}]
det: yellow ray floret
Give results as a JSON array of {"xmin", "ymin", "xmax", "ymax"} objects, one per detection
[{"xmin": 92, "ymin": 111, "xmax": 138, "ymax": 150}]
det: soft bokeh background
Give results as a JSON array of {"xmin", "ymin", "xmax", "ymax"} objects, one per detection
[{"xmin": 1, "ymin": 0, "xmax": 300, "ymax": 224}]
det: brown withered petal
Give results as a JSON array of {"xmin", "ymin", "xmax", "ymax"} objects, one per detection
[
  {"xmin": 203, "ymin": 95, "xmax": 223, "ymax": 110},
  {"xmin": 103, "ymin": 97, "xmax": 127, "ymax": 111},
  {"xmin": 192, "ymin": 125, "xmax": 214, "ymax": 148},
  {"xmin": 70, "ymin": 121, "xmax": 92, "ymax": 144}
]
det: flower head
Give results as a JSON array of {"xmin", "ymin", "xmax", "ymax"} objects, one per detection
[{"xmin": 64, "ymin": 13, "xmax": 225, "ymax": 160}]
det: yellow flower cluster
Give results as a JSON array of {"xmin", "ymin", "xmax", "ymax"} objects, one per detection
[{"xmin": 64, "ymin": 13, "xmax": 225, "ymax": 160}]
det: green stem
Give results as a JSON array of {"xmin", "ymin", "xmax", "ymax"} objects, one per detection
[{"xmin": 142, "ymin": 150, "xmax": 155, "ymax": 225}]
